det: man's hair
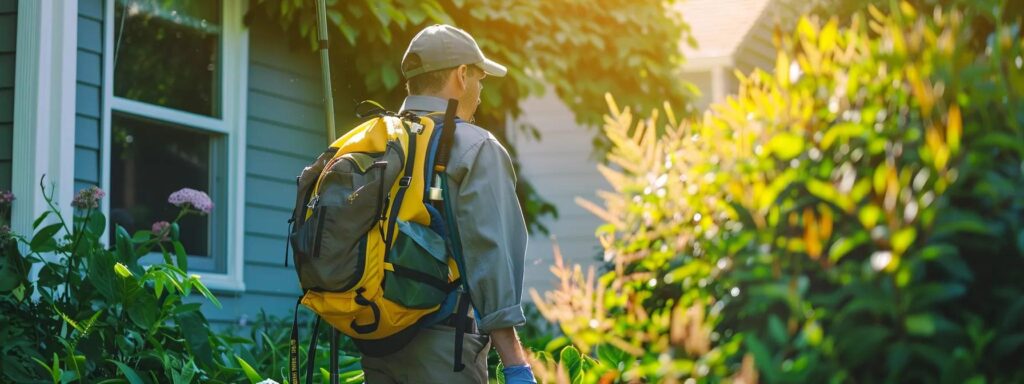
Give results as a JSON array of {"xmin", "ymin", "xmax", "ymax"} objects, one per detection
[
  {"xmin": 405, "ymin": 67, "xmax": 457, "ymax": 95},
  {"xmin": 404, "ymin": 65, "xmax": 483, "ymax": 95}
]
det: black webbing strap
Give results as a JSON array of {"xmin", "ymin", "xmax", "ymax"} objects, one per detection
[
  {"xmin": 304, "ymin": 316, "xmax": 321, "ymax": 384},
  {"xmin": 452, "ymin": 290, "xmax": 472, "ymax": 372},
  {"xmin": 289, "ymin": 299, "xmax": 301, "ymax": 384},
  {"xmin": 434, "ymin": 99, "xmax": 460, "ymax": 172},
  {"xmin": 289, "ymin": 297, "xmax": 323, "ymax": 384},
  {"xmin": 330, "ymin": 328, "xmax": 340, "ymax": 384}
]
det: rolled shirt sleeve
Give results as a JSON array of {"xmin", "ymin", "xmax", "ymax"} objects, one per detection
[{"xmin": 446, "ymin": 135, "xmax": 529, "ymax": 333}]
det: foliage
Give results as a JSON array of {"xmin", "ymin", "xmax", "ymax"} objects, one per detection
[
  {"xmin": 0, "ymin": 180, "xmax": 247, "ymax": 383},
  {"xmin": 535, "ymin": 2, "xmax": 1024, "ymax": 382},
  {"xmin": 226, "ymin": 311, "xmax": 365, "ymax": 384},
  {"xmin": 246, "ymin": 0, "xmax": 695, "ymax": 234}
]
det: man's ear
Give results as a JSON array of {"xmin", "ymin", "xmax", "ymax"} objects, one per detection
[{"xmin": 455, "ymin": 64, "xmax": 469, "ymax": 90}]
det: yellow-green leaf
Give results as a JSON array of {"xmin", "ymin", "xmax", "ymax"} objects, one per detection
[
  {"xmin": 859, "ymin": 205, "xmax": 883, "ymax": 228},
  {"xmin": 892, "ymin": 227, "xmax": 917, "ymax": 255},
  {"xmin": 874, "ymin": 163, "xmax": 890, "ymax": 195},
  {"xmin": 797, "ymin": 17, "xmax": 818, "ymax": 42},
  {"xmin": 948, "ymin": 104, "xmax": 962, "ymax": 154},
  {"xmin": 768, "ymin": 133, "xmax": 805, "ymax": 160},
  {"xmin": 235, "ymin": 356, "xmax": 262, "ymax": 384},
  {"xmin": 819, "ymin": 19, "xmax": 839, "ymax": 51},
  {"xmin": 114, "ymin": 263, "xmax": 133, "ymax": 278}
]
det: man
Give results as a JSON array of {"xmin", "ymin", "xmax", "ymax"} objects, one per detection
[{"xmin": 358, "ymin": 25, "xmax": 537, "ymax": 384}]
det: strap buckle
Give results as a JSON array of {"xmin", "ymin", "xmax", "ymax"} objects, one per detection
[{"xmin": 399, "ymin": 176, "xmax": 412, "ymax": 187}]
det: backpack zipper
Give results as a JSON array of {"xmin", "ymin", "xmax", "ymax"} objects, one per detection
[{"xmin": 312, "ymin": 205, "xmax": 326, "ymax": 259}]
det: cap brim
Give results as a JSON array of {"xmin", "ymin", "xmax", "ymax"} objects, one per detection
[{"xmin": 478, "ymin": 57, "xmax": 507, "ymax": 77}]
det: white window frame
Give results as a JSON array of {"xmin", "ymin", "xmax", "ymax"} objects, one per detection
[{"xmin": 101, "ymin": 0, "xmax": 248, "ymax": 292}]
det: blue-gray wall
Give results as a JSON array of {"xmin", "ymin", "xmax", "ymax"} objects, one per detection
[
  {"xmin": 0, "ymin": 0, "xmax": 15, "ymax": 192},
  {"xmin": 199, "ymin": 13, "xmax": 327, "ymax": 326},
  {"xmin": 75, "ymin": 0, "xmax": 103, "ymax": 193},
  {"xmin": 69, "ymin": 0, "xmax": 328, "ymax": 326}
]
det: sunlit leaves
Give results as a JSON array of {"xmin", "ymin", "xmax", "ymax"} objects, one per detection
[{"xmin": 536, "ymin": 2, "xmax": 1024, "ymax": 382}]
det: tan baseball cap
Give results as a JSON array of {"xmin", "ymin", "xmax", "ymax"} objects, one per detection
[{"xmin": 401, "ymin": 24, "xmax": 507, "ymax": 78}]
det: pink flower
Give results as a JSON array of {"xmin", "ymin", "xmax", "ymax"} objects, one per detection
[
  {"xmin": 168, "ymin": 188, "xmax": 213, "ymax": 215},
  {"xmin": 71, "ymin": 186, "xmax": 105, "ymax": 210},
  {"xmin": 0, "ymin": 190, "xmax": 14, "ymax": 205},
  {"xmin": 151, "ymin": 221, "xmax": 170, "ymax": 241}
]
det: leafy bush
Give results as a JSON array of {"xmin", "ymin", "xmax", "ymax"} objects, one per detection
[
  {"xmin": 0, "ymin": 181, "xmax": 252, "ymax": 383},
  {"xmin": 534, "ymin": 3, "xmax": 1024, "ymax": 383},
  {"xmin": 226, "ymin": 311, "xmax": 365, "ymax": 384}
]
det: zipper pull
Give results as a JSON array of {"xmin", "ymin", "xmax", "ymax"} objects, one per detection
[{"xmin": 307, "ymin": 195, "xmax": 319, "ymax": 209}]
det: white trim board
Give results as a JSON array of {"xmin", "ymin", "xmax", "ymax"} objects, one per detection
[
  {"xmin": 102, "ymin": 0, "xmax": 248, "ymax": 292},
  {"xmin": 11, "ymin": 0, "xmax": 78, "ymax": 244}
]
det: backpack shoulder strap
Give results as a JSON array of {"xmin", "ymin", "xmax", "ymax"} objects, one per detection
[{"xmin": 434, "ymin": 99, "xmax": 460, "ymax": 173}]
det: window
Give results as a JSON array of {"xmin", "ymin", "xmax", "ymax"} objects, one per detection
[{"xmin": 104, "ymin": 0, "xmax": 247, "ymax": 290}]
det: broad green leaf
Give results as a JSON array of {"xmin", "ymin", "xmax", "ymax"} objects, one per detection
[
  {"xmin": 30, "ymin": 223, "xmax": 63, "ymax": 253},
  {"xmin": 909, "ymin": 283, "xmax": 966, "ymax": 311},
  {"xmin": 905, "ymin": 313, "xmax": 936, "ymax": 336},
  {"xmin": 172, "ymin": 303, "xmax": 203, "ymax": 315},
  {"xmin": 0, "ymin": 249, "xmax": 25, "ymax": 292},
  {"xmin": 768, "ymin": 315, "xmax": 788, "ymax": 344},
  {"xmin": 836, "ymin": 326, "xmax": 890, "ymax": 365},
  {"xmin": 176, "ymin": 311, "xmax": 215, "ymax": 369},
  {"xmin": 173, "ymin": 241, "xmax": 189, "ymax": 271},
  {"xmin": 560, "ymin": 346, "xmax": 583, "ymax": 384},
  {"xmin": 87, "ymin": 210, "xmax": 106, "ymax": 239},
  {"xmin": 125, "ymin": 289, "xmax": 158, "ymax": 330},
  {"xmin": 33, "ymin": 210, "xmax": 53, "ymax": 229},
  {"xmin": 744, "ymin": 335, "xmax": 777, "ymax": 381},
  {"xmin": 108, "ymin": 360, "xmax": 145, "ymax": 384},
  {"xmin": 115, "ymin": 226, "xmax": 141, "ymax": 273}
]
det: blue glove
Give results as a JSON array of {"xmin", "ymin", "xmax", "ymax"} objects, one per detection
[{"xmin": 502, "ymin": 364, "xmax": 537, "ymax": 384}]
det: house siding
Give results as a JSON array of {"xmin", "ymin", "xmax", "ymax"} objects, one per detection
[
  {"xmin": 75, "ymin": 0, "xmax": 102, "ymax": 193},
  {"xmin": 0, "ymin": 0, "xmax": 15, "ymax": 191},
  {"xmin": 73, "ymin": 1, "xmax": 328, "ymax": 325},
  {"xmin": 513, "ymin": 90, "xmax": 610, "ymax": 297},
  {"xmin": 201, "ymin": 15, "xmax": 327, "ymax": 326}
]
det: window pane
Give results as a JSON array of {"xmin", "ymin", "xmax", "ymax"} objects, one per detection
[
  {"xmin": 113, "ymin": 0, "xmax": 222, "ymax": 116},
  {"xmin": 110, "ymin": 113, "xmax": 214, "ymax": 258}
]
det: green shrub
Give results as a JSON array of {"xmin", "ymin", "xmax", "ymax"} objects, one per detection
[
  {"xmin": 0, "ymin": 181, "xmax": 248, "ymax": 383},
  {"xmin": 534, "ymin": 3, "xmax": 1024, "ymax": 383}
]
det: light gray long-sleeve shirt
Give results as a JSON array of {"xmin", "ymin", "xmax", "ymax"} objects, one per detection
[{"xmin": 400, "ymin": 95, "xmax": 529, "ymax": 333}]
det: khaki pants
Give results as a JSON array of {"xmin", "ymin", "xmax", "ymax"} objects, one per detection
[{"xmin": 361, "ymin": 325, "xmax": 491, "ymax": 384}]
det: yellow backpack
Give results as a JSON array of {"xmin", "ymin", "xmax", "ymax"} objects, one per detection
[{"xmin": 286, "ymin": 100, "xmax": 472, "ymax": 382}]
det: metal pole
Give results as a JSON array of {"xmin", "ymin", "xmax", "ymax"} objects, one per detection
[{"xmin": 315, "ymin": 0, "xmax": 337, "ymax": 143}]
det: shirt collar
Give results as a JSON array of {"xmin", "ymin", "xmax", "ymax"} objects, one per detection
[{"xmin": 399, "ymin": 95, "xmax": 449, "ymax": 114}]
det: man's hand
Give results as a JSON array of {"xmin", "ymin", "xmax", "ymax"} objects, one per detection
[
  {"xmin": 502, "ymin": 364, "xmax": 537, "ymax": 384},
  {"xmin": 490, "ymin": 327, "xmax": 536, "ymax": 382}
]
